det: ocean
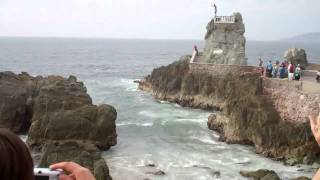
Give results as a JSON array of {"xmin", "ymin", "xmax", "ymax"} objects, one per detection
[{"xmin": 0, "ymin": 37, "xmax": 319, "ymax": 180}]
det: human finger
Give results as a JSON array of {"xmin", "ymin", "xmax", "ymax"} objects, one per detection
[
  {"xmin": 310, "ymin": 115, "xmax": 316, "ymax": 129},
  {"xmin": 50, "ymin": 162, "xmax": 82, "ymax": 174},
  {"xmin": 59, "ymin": 174, "xmax": 75, "ymax": 180}
]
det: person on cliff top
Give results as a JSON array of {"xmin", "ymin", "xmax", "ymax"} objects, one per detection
[
  {"xmin": 279, "ymin": 64, "xmax": 287, "ymax": 79},
  {"xmin": 309, "ymin": 104, "xmax": 320, "ymax": 179},
  {"xmin": 266, "ymin": 60, "xmax": 273, "ymax": 78},
  {"xmin": 0, "ymin": 128, "xmax": 96, "ymax": 180},
  {"xmin": 272, "ymin": 63, "xmax": 279, "ymax": 78},
  {"xmin": 194, "ymin": 45, "xmax": 199, "ymax": 56},
  {"xmin": 288, "ymin": 62, "xmax": 295, "ymax": 81},
  {"xmin": 294, "ymin": 64, "xmax": 302, "ymax": 81},
  {"xmin": 213, "ymin": 3, "xmax": 217, "ymax": 17}
]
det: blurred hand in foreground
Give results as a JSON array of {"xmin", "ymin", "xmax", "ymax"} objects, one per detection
[
  {"xmin": 310, "ymin": 104, "xmax": 320, "ymax": 145},
  {"xmin": 50, "ymin": 162, "xmax": 96, "ymax": 180}
]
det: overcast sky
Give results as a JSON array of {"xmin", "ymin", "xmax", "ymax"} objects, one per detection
[{"xmin": 0, "ymin": 0, "xmax": 319, "ymax": 41}]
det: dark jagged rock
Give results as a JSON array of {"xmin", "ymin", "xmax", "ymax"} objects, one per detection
[
  {"xmin": 138, "ymin": 58, "xmax": 320, "ymax": 165},
  {"xmin": 0, "ymin": 72, "xmax": 36, "ymax": 133},
  {"xmin": 240, "ymin": 170, "xmax": 280, "ymax": 180},
  {"xmin": 0, "ymin": 71, "xmax": 117, "ymax": 179}
]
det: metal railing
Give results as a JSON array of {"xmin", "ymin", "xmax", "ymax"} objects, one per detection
[{"xmin": 214, "ymin": 16, "xmax": 235, "ymax": 24}]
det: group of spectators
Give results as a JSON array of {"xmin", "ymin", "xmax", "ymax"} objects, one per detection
[{"xmin": 258, "ymin": 58, "xmax": 302, "ymax": 81}]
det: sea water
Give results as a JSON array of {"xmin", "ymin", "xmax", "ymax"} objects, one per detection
[{"xmin": 1, "ymin": 37, "xmax": 319, "ymax": 180}]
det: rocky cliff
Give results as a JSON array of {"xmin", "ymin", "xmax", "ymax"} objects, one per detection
[
  {"xmin": 203, "ymin": 12, "xmax": 246, "ymax": 65},
  {"xmin": 138, "ymin": 57, "xmax": 320, "ymax": 165},
  {"xmin": 0, "ymin": 71, "xmax": 116, "ymax": 180}
]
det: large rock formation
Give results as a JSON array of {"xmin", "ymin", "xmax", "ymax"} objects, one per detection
[
  {"xmin": 284, "ymin": 48, "xmax": 308, "ymax": 69},
  {"xmin": 0, "ymin": 72, "xmax": 36, "ymax": 133},
  {"xmin": 138, "ymin": 56, "xmax": 320, "ymax": 165},
  {"xmin": 0, "ymin": 71, "xmax": 117, "ymax": 179},
  {"xmin": 203, "ymin": 12, "xmax": 246, "ymax": 65},
  {"xmin": 26, "ymin": 75, "xmax": 117, "ymax": 150}
]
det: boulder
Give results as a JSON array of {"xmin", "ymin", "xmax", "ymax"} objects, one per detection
[
  {"xmin": 284, "ymin": 48, "xmax": 308, "ymax": 69},
  {"xmin": 26, "ymin": 75, "xmax": 117, "ymax": 150},
  {"xmin": 240, "ymin": 169, "xmax": 280, "ymax": 180},
  {"xmin": 0, "ymin": 72, "xmax": 36, "ymax": 133}
]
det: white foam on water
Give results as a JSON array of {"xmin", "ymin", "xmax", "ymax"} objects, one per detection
[
  {"xmin": 189, "ymin": 135, "xmax": 219, "ymax": 145},
  {"xmin": 116, "ymin": 122, "xmax": 153, "ymax": 127},
  {"xmin": 138, "ymin": 110, "xmax": 159, "ymax": 118}
]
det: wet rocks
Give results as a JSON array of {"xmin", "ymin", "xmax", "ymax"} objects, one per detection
[
  {"xmin": 240, "ymin": 170, "xmax": 280, "ymax": 180},
  {"xmin": 0, "ymin": 71, "xmax": 117, "ymax": 179},
  {"xmin": 0, "ymin": 72, "xmax": 36, "ymax": 133}
]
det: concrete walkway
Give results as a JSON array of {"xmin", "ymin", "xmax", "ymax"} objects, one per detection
[{"xmin": 301, "ymin": 76, "xmax": 320, "ymax": 94}]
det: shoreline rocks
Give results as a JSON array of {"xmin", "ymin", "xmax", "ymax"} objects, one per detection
[
  {"xmin": 0, "ymin": 71, "xmax": 117, "ymax": 179},
  {"xmin": 138, "ymin": 57, "xmax": 320, "ymax": 165}
]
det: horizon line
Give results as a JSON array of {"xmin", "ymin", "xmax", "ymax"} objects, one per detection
[{"xmin": 0, "ymin": 35, "xmax": 282, "ymax": 42}]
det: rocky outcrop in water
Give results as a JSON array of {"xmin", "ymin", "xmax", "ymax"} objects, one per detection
[
  {"xmin": 0, "ymin": 72, "xmax": 35, "ymax": 133},
  {"xmin": 0, "ymin": 71, "xmax": 117, "ymax": 179},
  {"xmin": 284, "ymin": 48, "xmax": 308, "ymax": 69},
  {"xmin": 203, "ymin": 12, "xmax": 246, "ymax": 65},
  {"xmin": 240, "ymin": 169, "xmax": 280, "ymax": 180},
  {"xmin": 138, "ymin": 57, "xmax": 320, "ymax": 165}
]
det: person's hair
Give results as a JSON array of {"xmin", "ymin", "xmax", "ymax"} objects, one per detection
[{"xmin": 0, "ymin": 128, "xmax": 34, "ymax": 180}]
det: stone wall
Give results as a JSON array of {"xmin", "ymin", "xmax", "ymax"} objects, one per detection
[
  {"xmin": 263, "ymin": 78, "xmax": 320, "ymax": 123},
  {"xmin": 189, "ymin": 62, "xmax": 258, "ymax": 76}
]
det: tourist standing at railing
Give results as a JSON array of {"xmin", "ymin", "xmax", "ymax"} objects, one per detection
[
  {"xmin": 279, "ymin": 64, "xmax": 286, "ymax": 79},
  {"xmin": 266, "ymin": 61, "xmax": 273, "ymax": 78},
  {"xmin": 294, "ymin": 64, "xmax": 302, "ymax": 81},
  {"xmin": 272, "ymin": 63, "xmax": 279, "ymax": 78},
  {"xmin": 288, "ymin": 62, "xmax": 295, "ymax": 80}
]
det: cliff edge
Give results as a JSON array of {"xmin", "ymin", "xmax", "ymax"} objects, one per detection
[{"xmin": 138, "ymin": 56, "xmax": 320, "ymax": 165}]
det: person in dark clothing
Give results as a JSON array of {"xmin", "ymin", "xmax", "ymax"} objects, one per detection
[{"xmin": 194, "ymin": 45, "xmax": 199, "ymax": 55}]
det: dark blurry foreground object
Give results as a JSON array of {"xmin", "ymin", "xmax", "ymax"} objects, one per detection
[
  {"xmin": 0, "ymin": 128, "xmax": 34, "ymax": 180},
  {"xmin": 309, "ymin": 104, "xmax": 320, "ymax": 179}
]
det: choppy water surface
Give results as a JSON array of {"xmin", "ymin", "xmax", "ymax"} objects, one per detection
[{"xmin": 1, "ymin": 37, "xmax": 319, "ymax": 179}]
